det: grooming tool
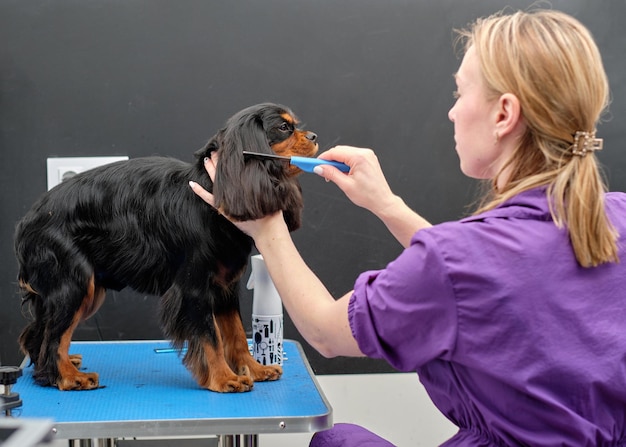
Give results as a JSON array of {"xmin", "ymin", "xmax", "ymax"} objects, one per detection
[{"xmin": 242, "ymin": 151, "xmax": 350, "ymax": 173}]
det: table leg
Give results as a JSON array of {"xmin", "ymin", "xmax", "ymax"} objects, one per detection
[
  {"xmin": 68, "ymin": 439, "xmax": 116, "ymax": 447},
  {"xmin": 241, "ymin": 434, "xmax": 258, "ymax": 447},
  {"xmin": 218, "ymin": 434, "xmax": 258, "ymax": 447},
  {"xmin": 218, "ymin": 435, "xmax": 235, "ymax": 447},
  {"xmin": 68, "ymin": 440, "xmax": 90, "ymax": 447}
]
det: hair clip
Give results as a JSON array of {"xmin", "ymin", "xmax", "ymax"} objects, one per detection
[{"xmin": 571, "ymin": 130, "xmax": 603, "ymax": 157}]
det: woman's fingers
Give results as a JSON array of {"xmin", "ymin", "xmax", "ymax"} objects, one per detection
[
  {"xmin": 189, "ymin": 181, "xmax": 216, "ymax": 207},
  {"xmin": 189, "ymin": 152, "xmax": 219, "ymax": 206}
]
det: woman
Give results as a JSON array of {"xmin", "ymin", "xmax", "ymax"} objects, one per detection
[{"xmin": 190, "ymin": 9, "xmax": 626, "ymax": 446}]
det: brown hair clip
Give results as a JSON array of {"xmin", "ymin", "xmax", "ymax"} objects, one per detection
[{"xmin": 571, "ymin": 131, "xmax": 603, "ymax": 157}]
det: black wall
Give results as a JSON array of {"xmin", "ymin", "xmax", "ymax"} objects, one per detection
[{"xmin": 1, "ymin": 0, "xmax": 625, "ymax": 374}]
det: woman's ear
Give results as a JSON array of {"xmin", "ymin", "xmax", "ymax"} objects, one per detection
[{"xmin": 494, "ymin": 93, "xmax": 523, "ymax": 139}]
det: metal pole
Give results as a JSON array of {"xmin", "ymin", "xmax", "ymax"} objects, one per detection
[
  {"xmin": 242, "ymin": 434, "xmax": 258, "ymax": 447},
  {"xmin": 218, "ymin": 435, "xmax": 237, "ymax": 447},
  {"xmin": 68, "ymin": 440, "xmax": 92, "ymax": 447},
  {"xmin": 67, "ymin": 438, "xmax": 115, "ymax": 447}
]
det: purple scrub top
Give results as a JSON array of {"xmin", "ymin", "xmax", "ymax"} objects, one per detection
[{"xmin": 349, "ymin": 188, "xmax": 626, "ymax": 446}]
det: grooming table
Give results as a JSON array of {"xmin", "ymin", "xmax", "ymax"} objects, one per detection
[{"xmin": 13, "ymin": 340, "xmax": 332, "ymax": 446}]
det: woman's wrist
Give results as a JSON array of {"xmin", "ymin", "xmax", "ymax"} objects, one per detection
[
  {"xmin": 372, "ymin": 194, "xmax": 431, "ymax": 247},
  {"xmin": 251, "ymin": 213, "xmax": 291, "ymax": 253},
  {"xmin": 371, "ymin": 194, "xmax": 406, "ymax": 221}
]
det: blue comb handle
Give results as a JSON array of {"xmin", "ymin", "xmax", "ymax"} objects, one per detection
[{"xmin": 289, "ymin": 157, "xmax": 350, "ymax": 173}]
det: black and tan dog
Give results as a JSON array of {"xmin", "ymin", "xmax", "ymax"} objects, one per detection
[{"xmin": 15, "ymin": 103, "xmax": 318, "ymax": 392}]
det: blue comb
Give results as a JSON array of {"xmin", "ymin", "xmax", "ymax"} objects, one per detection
[{"xmin": 243, "ymin": 151, "xmax": 350, "ymax": 173}]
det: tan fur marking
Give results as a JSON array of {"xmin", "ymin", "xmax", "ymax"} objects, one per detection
[
  {"xmin": 271, "ymin": 131, "xmax": 318, "ymax": 158},
  {"xmin": 271, "ymin": 115, "xmax": 319, "ymax": 176},
  {"xmin": 280, "ymin": 113, "xmax": 293, "ymax": 122},
  {"xmin": 19, "ymin": 280, "xmax": 39, "ymax": 295}
]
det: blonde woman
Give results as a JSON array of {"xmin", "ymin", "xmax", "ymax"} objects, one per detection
[{"xmin": 191, "ymin": 9, "xmax": 626, "ymax": 446}]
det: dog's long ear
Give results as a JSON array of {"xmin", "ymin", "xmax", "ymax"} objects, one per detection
[
  {"xmin": 193, "ymin": 129, "xmax": 227, "ymax": 192},
  {"xmin": 194, "ymin": 128, "xmax": 224, "ymax": 161},
  {"xmin": 214, "ymin": 113, "xmax": 303, "ymax": 228}
]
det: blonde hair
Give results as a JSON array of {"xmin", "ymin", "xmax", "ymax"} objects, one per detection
[{"xmin": 456, "ymin": 9, "xmax": 618, "ymax": 267}]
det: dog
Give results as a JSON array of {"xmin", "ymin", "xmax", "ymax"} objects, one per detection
[{"xmin": 15, "ymin": 103, "xmax": 318, "ymax": 392}]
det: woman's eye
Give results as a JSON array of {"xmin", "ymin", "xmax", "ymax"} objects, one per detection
[{"xmin": 452, "ymin": 90, "xmax": 460, "ymax": 99}]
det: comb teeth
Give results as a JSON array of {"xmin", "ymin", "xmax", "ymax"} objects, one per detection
[{"xmin": 242, "ymin": 151, "xmax": 290, "ymax": 161}]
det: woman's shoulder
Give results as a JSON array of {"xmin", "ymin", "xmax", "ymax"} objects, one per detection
[
  {"xmin": 605, "ymin": 191, "xmax": 626, "ymax": 229},
  {"xmin": 409, "ymin": 189, "xmax": 563, "ymax": 267},
  {"xmin": 416, "ymin": 189, "xmax": 552, "ymax": 239},
  {"xmin": 606, "ymin": 191, "xmax": 626, "ymax": 206}
]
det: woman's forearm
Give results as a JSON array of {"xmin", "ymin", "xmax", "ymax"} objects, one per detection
[
  {"xmin": 373, "ymin": 194, "xmax": 432, "ymax": 248},
  {"xmin": 252, "ymin": 215, "xmax": 364, "ymax": 358},
  {"xmin": 314, "ymin": 147, "xmax": 431, "ymax": 248}
]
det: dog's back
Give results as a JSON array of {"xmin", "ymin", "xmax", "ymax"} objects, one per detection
[{"xmin": 15, "ymin": 156, "xmax": 250, "ymax": 296}]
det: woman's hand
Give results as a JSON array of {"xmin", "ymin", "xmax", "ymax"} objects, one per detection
[
  {"xmin": 188, "ymin": 153, "xmax": 219, "ymax": 207},
  {"xmin": 313, "ymin": 146, "xmax": 398, "ymax": 219},
  {"xmin": 315, "ymin": 145, "xmax": 432, "ymax": 247}
]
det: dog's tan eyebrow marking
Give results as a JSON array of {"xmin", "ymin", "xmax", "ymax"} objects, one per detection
[{"xmin": 281, "ymin": 113, "xmax": 295, "ymax": 124}]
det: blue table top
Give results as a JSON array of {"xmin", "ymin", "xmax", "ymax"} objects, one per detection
[{"xmin": 13, "ymin": 340, "xmax": 332, "ymax": 439}]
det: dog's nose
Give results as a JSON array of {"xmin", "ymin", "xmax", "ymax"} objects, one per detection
[{"xmin": 305, "ymin": 132, "xmax": 317, "ymax": 142}]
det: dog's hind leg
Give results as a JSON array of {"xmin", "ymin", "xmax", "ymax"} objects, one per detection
[
  {"xmin": 215, "ymin": 309, "xmax": 282, "ymax": 383},
  {"xmin": 28, "ymin": 275, "xmax": 104, "ymax": 390},
  {"xmin": 55, "ymin": 275, "xmax": 105, "ymax": 390}
]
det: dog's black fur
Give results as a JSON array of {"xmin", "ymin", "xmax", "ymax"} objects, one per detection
[{"xmin": 15, "ymin": 103, "xmax": 318, "ymax": 392}]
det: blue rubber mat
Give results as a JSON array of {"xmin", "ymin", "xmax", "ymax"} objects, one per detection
[{"xmin": 13, "ymin": 340, "xmax": 331, "ymax": 439}]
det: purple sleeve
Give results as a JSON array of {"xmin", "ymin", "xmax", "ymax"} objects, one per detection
[{"xmin": 348, "ymin": 230, "xmax": 458, "ymax": 371}]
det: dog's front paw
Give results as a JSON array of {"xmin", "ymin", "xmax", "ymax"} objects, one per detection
[
  {"xmin": 207, "ymin": 373, "xmax": 254, "ymax": 393},
  {"xmin": 250, "ymin": 363, "xmax": 283, "ymax": 382},
  {"xmin": 57, "ymin": 371, "xmax": 100, "ymax": 391}
]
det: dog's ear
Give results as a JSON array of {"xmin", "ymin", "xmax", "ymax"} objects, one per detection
[
  {"xmin": 194, "ymin": 128, "xmax": 224, "ymax": 162},
  {"xmin": 192, "ymin": 129, "xmax": 226, "ymax": 193},
  {"xmin": 279, "ymin": 181, "xmax": 304, "ymax": 231},
  {"xmin": 213, "ymin": 113, "xmax": 303, "ymax": 229}
]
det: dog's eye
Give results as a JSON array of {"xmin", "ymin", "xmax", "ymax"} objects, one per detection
[{"xmin": 278, "ymin": 122, "xmax": 291, "ymax": 133}]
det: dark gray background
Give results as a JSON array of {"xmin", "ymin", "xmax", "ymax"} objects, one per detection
[{"xmin": 1, "ymin": 0, "xmax": 625, "ymax": 374}]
